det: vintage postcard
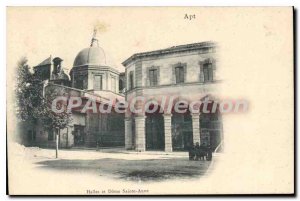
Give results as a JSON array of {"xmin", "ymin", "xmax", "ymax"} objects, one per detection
[{"xmin": 6, "ymin": 7, "xmax": 294, "ymax": 195}]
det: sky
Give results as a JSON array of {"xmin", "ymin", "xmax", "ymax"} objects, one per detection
[
  {"xmin": 7, "ymin": 7, "xmax": 222, "ymax": 74},
  {"xmin": 6, "ymin": 8, "xmax": 294, "ymax": 193}
]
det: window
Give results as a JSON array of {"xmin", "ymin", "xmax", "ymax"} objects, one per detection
[
  {"xmin": 129, "ymin": 72, "xmax": 134, "ymax": 90},
  {"xmin": 175, "ymin": 66, "xmax": 184, "ymax": 83},
  {"xmin": 203, "ymin": 63, "xmax": 213, "ymax": 82},
  {"xmin": 119, "ymin": 79, "xmax": 124, "ymax": 92},
  {"xmin": 94, "ymin": 75, "xmax": 102, "ymax": 90},
  {"xmin": 111, "ymin": 77, "xmax": 116, "ymax": 92},
  {"xmin": 149, "ymin": 69, "xmax": 158, "ymax": 86}
]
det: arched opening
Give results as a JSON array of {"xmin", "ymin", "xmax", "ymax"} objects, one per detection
[
  {"xmin": 145, "ymin": 104, "xmax": 165, "ymax": 151},
  {"xmin": 171, "ymin": 110, "xmax": 193, "ymax": 151},
  {"xmin": 200, "ymin": 111, "xmax": 223, "ymax": 152}
]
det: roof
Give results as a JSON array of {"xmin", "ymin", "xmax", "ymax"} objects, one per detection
[
  {"xmin": 53, "ymin": 57, "xmax": 63, "ymax": 63},
  {"xmin": 73, "ymin": 46, "xmax": 107, "ymax": 67},
  {"xmin": 122, "ymin": 41, "xmax": 216, "ymax": 66},
  {"xmin": 36, "ymin": 56, "xmax": 51, "ymax": 67}
]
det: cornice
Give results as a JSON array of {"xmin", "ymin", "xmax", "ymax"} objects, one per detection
[{"xmin": 122, "ymin": 41, "xmax": 217, "ymax": 67}]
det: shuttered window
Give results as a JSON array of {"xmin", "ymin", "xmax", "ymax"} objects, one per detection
[
  {"xmin": 149, "ymin": 69, "xmax": 158, "ymax": 86},
  {"xmin": 129, "ymin": 72, "xmax": 134, "ymax": 90},
  {"xmin": 94, "ymin": 75, "xmax": 102, "ymax": 90},
  {"xmin": 175, "ymin": 66, "xmax": 184, "ymax": 83},
  {"xmin": 111, "ymin": 77, "xmax": 116, "ymax": 92},
  {"xmin": 203, "ymin": 63, "xmax": 213, "ymax": 82}
]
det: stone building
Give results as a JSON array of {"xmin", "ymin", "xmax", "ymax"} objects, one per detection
[
  {"xmin": 122, "ymin": 42, "xmax": 223, "ymax": 152},
  {"xmin": 20, "ymin": 34, "xmax": 223, "ymax": 152},
  {"xmin": 22, "ymin": 32, "xmax": 125, "ymax": 148}
]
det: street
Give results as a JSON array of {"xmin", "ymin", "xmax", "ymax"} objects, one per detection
[{"xmin": 11, "ymin": 143, "xmax": 215, "ymax": 182}]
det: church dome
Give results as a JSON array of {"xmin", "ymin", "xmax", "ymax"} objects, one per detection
[
  {"xmin": 73, "ymin": 46, "xmax": 107, "ymax": 67},
  {"xmin": 72, "ymin": 29, "xmax": 120, "ymax": 72}
]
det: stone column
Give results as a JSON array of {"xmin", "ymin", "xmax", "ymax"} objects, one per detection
[
  {"xmin": 192, "ymin": 113, "xmax": 200, "ymax": 145},
  {"xmin": 124, "ymin": 117, "xmax": 132, "ymax": 149},
  {"xmin": 163, "ymin": 114, "xmax": 173, "ymax": 152},
  {"xmin": 135, "ymin": 115, "xmax": 146, "ymax": 152}
]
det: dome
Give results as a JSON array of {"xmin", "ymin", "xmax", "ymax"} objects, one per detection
[{"xmin": 73, "ymin": 46, "xmax": 107, "ymax": 67}]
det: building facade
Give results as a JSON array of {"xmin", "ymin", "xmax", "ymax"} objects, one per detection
[
  {"xmin": 21, "ymin": 35, "xmax": 223, "ymax": 152},
  {"xmin": 22, "ymin": 32, "xmax": 125, "ymax": 149},
  {"xmin": 123, "ymin": 42, "xmax": 223, "ymax": 152}
]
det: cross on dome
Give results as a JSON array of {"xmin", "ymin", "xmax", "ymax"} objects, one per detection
[{"xmin": 90, "ymin": 27, "xmax": 99, "ymax": 47}]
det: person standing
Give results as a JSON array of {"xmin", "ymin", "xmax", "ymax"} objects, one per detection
[
  {"xmin": 207, "ymin": 144, "xmax": 212, "ymax": 161},
  {"xmin": 188, "ymin": 143, "xmax": 195, "ymax": 160}
]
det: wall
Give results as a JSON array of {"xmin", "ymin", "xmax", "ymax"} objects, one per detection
[
  {"xmin": 125, "ymin": 48, "xmax": 220, "ymax": 106},
  {"xmin": 140, "ymin": 50, "xmax": 219, "ymax": 86},
  {"xmin": 31, "ymin": 112, "xmax": 86, "ymax": 148}
]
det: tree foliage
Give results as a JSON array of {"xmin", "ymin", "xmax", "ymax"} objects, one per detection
[
  {"xmin": 15, "ymin": 57, "xmax": 43, "ymax": 122},
  {"xmin": 15, "ymin": 57, "xmax": 72, "ymax": 131},
  {"xmin": 39, "ymin": 86, "xmax": 72, "ymax": 130}
]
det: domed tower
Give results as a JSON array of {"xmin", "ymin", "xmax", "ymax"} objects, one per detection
[{"xmin": 70, "ymin": 29, "xmax": 120, "ymax": 95}]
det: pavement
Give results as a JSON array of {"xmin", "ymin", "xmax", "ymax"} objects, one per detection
[{"xmin": 10, "ymin": 143, "xmax": 219, "ymax": 182}]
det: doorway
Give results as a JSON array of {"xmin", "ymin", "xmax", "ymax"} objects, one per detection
[
  {"xmin": 200, "ymin": 112, "xmax": 223, "ymax": 152},
  {"xmin": 73, "ymin": 125, "xmax": 85, "ymax": 146},
  {"xmin": 145, "ymin": 114, "xmax": 165, "ymax": 150},
  {"xmin": 172, "ymin": 112, "xmax": 193, "ymax": 151}
]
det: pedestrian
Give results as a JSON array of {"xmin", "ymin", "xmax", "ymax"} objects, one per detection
[
  {"xmin": 207, "ymin": 144, "xmax": 213, "ymax": 161},
  {"xmin": 195, "ymin": 142, "xmax": 200, "ymax": 160},
  {"xmin": 96, "ymin": 137, "xmax": 101, "ymax": 151},
  {"xmin": 188, "ymin": 143, "xmax": 195, "ymax": 160}
]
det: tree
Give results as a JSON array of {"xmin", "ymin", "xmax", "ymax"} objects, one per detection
[
  {"xmin": 15, "ymin": 57, "xmax": 72, "ymax": 158},
  {"xmin": 15, "ymin": 57, "xmax": 41, "ymax": 122},
  {"xmin": 15, "ymin": 57, "xmax": 44, "ymax": 143},
  {"xmin": 39, "ymin": 86, "xmax": 72, "ymax": 158}
]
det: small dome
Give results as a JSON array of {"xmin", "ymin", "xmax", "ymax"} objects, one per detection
[{"xmin": 73, "ymin": 46, "xmax": 107, "ymax": 67}]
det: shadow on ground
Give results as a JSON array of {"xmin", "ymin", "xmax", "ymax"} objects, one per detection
[{"xmin": 36, "ymin": 157, "xmax": 212, "ymax": 182}]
